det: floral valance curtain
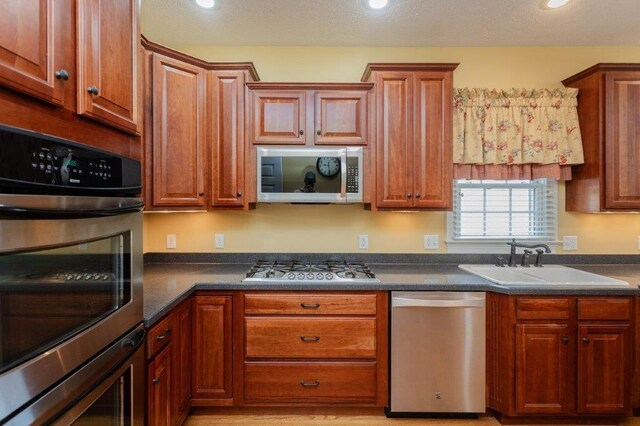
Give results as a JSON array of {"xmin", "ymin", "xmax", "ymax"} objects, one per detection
[{"xmin": 453, "ymin": 88, "xmax": 584, "ymax": 180}]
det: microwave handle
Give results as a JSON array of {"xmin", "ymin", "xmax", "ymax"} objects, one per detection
[{"xmin": 340, "ymin": 150, "xmax": 347, "ymax": 199}]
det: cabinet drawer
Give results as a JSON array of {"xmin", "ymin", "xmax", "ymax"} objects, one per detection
[
  {"xmin": 577, "ymin": 298, "xmax": 631, "ymax": 321},
  {"xmin": 245, "ymin": 317, "xmax": 376, "ymax": 359},
  {"xmin": 147, "ymin": 315, "xmax": 173, "ymax": 359},
  {"xmin": 244, "ymin": 293, "xmax": 377, "ymax": 316},
  {"xmin": 516, "ymin": 298, "xmax": 570, "ymax": 320},
  {"xmin": 244, "ymin": 362, "xmax": 376, "ymax": 402}
]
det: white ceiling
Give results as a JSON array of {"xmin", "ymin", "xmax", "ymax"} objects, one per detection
[{"xmin": 141, "ymin": 0, "xmax": 640, "ymax": 47}]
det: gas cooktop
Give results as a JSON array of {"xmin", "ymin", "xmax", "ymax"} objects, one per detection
[{"xmin": 243, "ymin": 260, "xmax": 379, "ymax": 284}]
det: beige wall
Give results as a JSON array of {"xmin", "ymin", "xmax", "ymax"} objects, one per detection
[{"xmin": 143, "ymin": 44, "xmax": 640, "ymax": 254}]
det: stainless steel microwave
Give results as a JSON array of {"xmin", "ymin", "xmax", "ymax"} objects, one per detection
[{"xmin": 257, "ymin": 147, "xmax": 363, "ymax": 203}]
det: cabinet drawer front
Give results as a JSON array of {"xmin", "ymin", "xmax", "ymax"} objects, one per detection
[
  {"xmin": 244, "ymin": 362, "xmax": 377, "ymax": 402},
  {"xmin": 147, "ymin": 315, "xmax": 173, "ymax": 359},
  {"xmin": 516, "ymin": 298, "xmax": 570, "ymax": 320},
  {"xmin": 245, "ymin": 317, "xmax": 376, "ymax": 359},
  {"xmin": 577, "ymin": 298, "xmax": 631, "ymax": 321},
  {"xmin": 244, "ymin": 294, "xmax": 377, "ymax": 316}
]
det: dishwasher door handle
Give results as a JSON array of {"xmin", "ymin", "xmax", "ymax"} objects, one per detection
[{"xmin": 392, "ymin": 297, "xmax": 485, "ymax": 308}]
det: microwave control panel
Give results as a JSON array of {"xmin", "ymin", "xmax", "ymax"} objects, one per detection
[{"xmin": 346, "ymin": 156, "xmax": 359, "ymax": 193}]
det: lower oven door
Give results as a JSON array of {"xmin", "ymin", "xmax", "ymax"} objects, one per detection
[{"xmin": 5, "ymin": 324, "xmax": 145, "ymax": 426}]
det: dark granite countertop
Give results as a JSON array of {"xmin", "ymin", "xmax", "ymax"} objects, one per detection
[{"xmin": 143, "ymin": 261, "xmax": 640, "ymax": 327}]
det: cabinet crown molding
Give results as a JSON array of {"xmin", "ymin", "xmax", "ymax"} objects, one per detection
[
  {"xmin": 361, "ymin": 63, "xmax": 459, "ymax": 82},
  {"xmin": 561, "ymin": 63, "xmax": 640, "ymax": 86}
]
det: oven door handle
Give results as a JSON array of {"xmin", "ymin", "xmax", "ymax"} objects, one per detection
[{"xmin": 0, "ymin": 197, "xmax": 144, "ymax": 218}]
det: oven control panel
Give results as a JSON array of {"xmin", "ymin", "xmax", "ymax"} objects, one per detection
[{"xmin": 0, "ymin": 125, "xmax": 140, "ymax": 194}]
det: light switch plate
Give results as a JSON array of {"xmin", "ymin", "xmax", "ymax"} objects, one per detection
[
  {"xmin": 215, "ymin": 234, "xmax": 224, "ymax": 249},
  {"xmin": 562, "ymin": 236, "xmax": 578, "ymax": 251},
  {"xmin": 424, "ymin": 234, "xmax": 439, "ymax": 250},
  {"xmin": 166, "ymin": 234, "xmax": 177, "ymax": 249},
  {"xmin": 358, "ymin": 234, "xmax": 368, "ymax": 250}
]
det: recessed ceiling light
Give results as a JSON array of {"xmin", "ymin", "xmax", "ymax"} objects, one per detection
[
  {"xmin": 545, "ymin": 0, "xmax": 571, "ymax": 8},
  {"xmin": 368, "ymin": 0, "xmax": 388, "ymax": 9},
  {"xmin": 195, "ymin": 0, "xmax": 215, "ymax": 8}
]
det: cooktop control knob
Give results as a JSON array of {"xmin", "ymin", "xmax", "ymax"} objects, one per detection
[
  {"xmin": 306, "ymin": 273, "xmax": 314, "ymax": 279},
  {"xmin": 316, "ymin": 273, "xmax": 324, "ymax": 280},
  {"xmin": 297, "ymin": 273, "xmax": 304, "ymax": 279},
  {"xmin": 326, "ymin": 273, "xmax": 333, "ymax": 280},
  {"xmin": 288, "ymin": 273, "xmax": 295, "ymax": 279}
]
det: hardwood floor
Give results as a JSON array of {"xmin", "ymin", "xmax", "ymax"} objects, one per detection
[{"xmin": 185, "ymin": 408, "xmax": 640, "ymax": 425}]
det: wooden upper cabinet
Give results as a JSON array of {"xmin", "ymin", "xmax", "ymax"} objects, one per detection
[
  {"xmin": 364, "ymin": 64, "xmax": 457, "ymax": 209},
  {"xmin": 0, "ymin": 0, "xmax": 67, "ymax": 106},
  {"xmin": 211, "ymin": 70, "xmax": 247, "ymax": 207},
  {"xmin": 563, "ymin": 64, "xmax": 640, "ymax": 211},
  {"xmin": 252, "ymin": 91, "xmax": 306, "ymax": 144},
  {"xmin": 248, "ymin": 83, "xmax": 373, "ymax": 146},
  {"xmin": 314, "ymin": 91, "xmax": 368, "ymax": 145},
  {"xmin": 151, "ymin": 54, "xmax": 206, "ymax": 208},
  {"xmin": 375, "ymin": 72, "xmax": 413, "ymax": 208},
  {"xmin": 577, "ymin": 324, "xmax": 631, "ymax": 414},
  {"xmin": 77, "ymin": 0, "xmax": 140, "ymax": 134}
]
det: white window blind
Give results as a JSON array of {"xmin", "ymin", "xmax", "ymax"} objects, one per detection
[{"xmin": 447, "ymin": 179, "xmax": 558, "ymax": 252}]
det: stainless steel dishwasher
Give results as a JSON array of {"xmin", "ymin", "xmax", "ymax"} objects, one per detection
[{"xmin": 388, "ymin": 291, "xmax": 486, "ymax": 416}]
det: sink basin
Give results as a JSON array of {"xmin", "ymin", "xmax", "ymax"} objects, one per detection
[{"xmin": 459, "ymin": 264, "xmax": 630, "ymax": 287}]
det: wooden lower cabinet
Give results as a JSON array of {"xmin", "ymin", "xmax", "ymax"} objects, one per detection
[
  {"xmin": 488, "ymin": 294, "xmax": 635, "ymax": 421},
  {"xmin": 148, "ymin": 345, "xmax": 172, "ymax": 426}
]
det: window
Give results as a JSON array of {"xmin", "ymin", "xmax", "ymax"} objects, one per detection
[{"xmin": 446, "ymin": 179, "xmax": 558, "ymax": 253}]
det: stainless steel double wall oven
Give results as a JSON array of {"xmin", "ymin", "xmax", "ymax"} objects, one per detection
[{"xmin": 0, "ymin": 125, "xmax": 144, "ymax": 425}]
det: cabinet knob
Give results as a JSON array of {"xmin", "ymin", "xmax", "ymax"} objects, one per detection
[
  {"xmin": 87, "ymin": 86, "xmax": 99, "ymax": 95},
  {"xmin": 582, "ymin": 337, "xmax": 590, "ymax": 344},
  {"xmin": 237, "ymin": 191, "xmax": 242, "ymax": 197},
  {"xmin": 300, "ymin": 335, "xmax": 320, "ymax": 342},
  {"xmin": 316, "ymin": 130, "xmax": 321, "ymax": 136},
  {"xmin": 152, "ymin": 377, "xmax": 160, "ymax": 384},
  {"xmin": 198, "ymin": 192, "xmax": 205, "ymax": 197},
  {"xmin": 561, "ymin": 336, "xmax": 569, "ymax": 345},
  {"xmin": 299, "ymin": 129, "xmax": 304, "ymax": 135},
  {"xmin": 407, "ymin": 193, "xmax": 412, "ymax": 199},
  {"xmin": 300, "ymin": 303, "xmax": 320, "ymax": 309},
  {"xmin": 156, "ymin": 334, "xmax": 166, "ymax": 341},
  {"xmin": 55, "ymin": 69, "xmax": 69, "ymax": 81},
  {"xmin": 415, "ymin": 193, "xmax": 421, "ymax": 198},
  {"xmin": 300, "ymin": 380, "xmax": 320, "ymax": 387},
  {"xmin": 164, "ymin": 328, "xmax": 172, "ymax": 335}
]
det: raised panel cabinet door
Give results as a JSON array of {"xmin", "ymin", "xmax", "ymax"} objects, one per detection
[
  {"xmin": 148, "ymin": 346, "xmax": 171, "ymax": 426},
  {"xmin": 252, "ymin": 91, "xmax": 306, "ymax": 144},
  {"xmin": 211, "ymin": 70, "xmax": 245, "ymax": 207},
  {"xmin": 192, "ymin": 295, "xmax": 233, "ymax": 401},
  {"xmin": 577, "ymin": 324, "xmax": 631, "ymax": 414},
  {"xmin": 0, "ymin": 0, "xmax": 67, "ymax": 106},
  {"xmin": 314, "ymin": 91, "xmax": 368, "ymax": 145},
  {"xmin": 172, "ymin": 302, "xmax": 192, "ymax": 426},
  {"xmin": 375, "ymin": 72, "xmax": 413, "ymax": 208},
  {"xmin": 151, "ymin": 54, "xmax": 206, "ymax": 208},
  {"xmin": 412, "ymin": 72, "xmax": 453, "ymax": 209},
  {"xmin": 605, "ymin": 72, "xmax": 640, "ymax": 209},
  {"xmin": 77, "ymin": 0, "xmax": 139, "ymax": 133},
  {"xmin": 515, "ymin": 324, "xmax": 572, "ymax": 414}
]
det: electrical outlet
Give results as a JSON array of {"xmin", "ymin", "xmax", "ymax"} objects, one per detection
[
  {"xmin": 215, "ymin": 234, "xmax": 225, "ymax": 249},
  {"xmin": 424, "ymin": 234, "xmax": 439, "ymax": 250},
  {"xmin": 166, "ymin": 234, "xmax": 177, "ymax": 249},
  {"xmin": 358, "ymin": 234, "xmax": 368, "ymax": 250},
  {"xmin": 78, "ymin": 242, "xmax": 88, "ymax": 250},
  {"xmin": 562, "ymin": 236, "xmax": 578, "ymax": 251}
]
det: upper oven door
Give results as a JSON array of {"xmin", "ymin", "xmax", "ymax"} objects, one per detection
[
  {"xmin": 257, "ymin": 147, "xmax": 363, "ymax": 203},
  {"xmin": 0, "ymin": 194, "xmax": 143, "ymax": 422}
]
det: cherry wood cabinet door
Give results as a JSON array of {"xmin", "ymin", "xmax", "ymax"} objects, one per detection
[
  {"xmin": 172, "ymin": 302, "xmax": 192, "ymax": 426},
  {"xmin": 605, "ymin": 72, "xmax": 640, "ymax": 209},
  {"xmin": 192, "ymin": 295, "xmax": 233, "ymax": 401},
  {"xmin": 0, "ymin": 0, "xmax": 67, "ymax": 106},
  {"xmin": 77, "ymin": 0, "xmax": 139, "ymax": 134},
  {"xmin": 252, "ymin": 91, "xmax": 306, "ymax": 144},
  {"xmin": 577, "ymin": 324, "xmax": 631, "ymax": 414},
  {"xmin": 151, "ymin": 54, "xmax": 206, "ymax": 208},
  {"xmin": 314, "ymin": 91, "xmax": 368, "ymax": 145},
  {"xmin": 211, "ymin": 70, "xmax": 245, "ymax": 207},
  {"xmin": 375, "ymin": 72, "xmax": 413, "ymax": 208},
  {"xmin": 148, "ymin": 346, "xmax": 171, "ymax": 426},
  {"xmin": 412, "ymin": 72, "xmax": 453, "ymax": 209},
  {"xmin": 515, "ymin": 324, "xmax": 572, "ymax": 414}
]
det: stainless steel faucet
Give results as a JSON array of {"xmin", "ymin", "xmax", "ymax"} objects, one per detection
[{"xmin": 506, "ymin": 239, "xmax": 551, "ymax": 267}]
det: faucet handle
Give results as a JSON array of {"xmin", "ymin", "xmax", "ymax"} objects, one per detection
[
  {"xmin": 534, "ymin": 249, "xmax": 545, "ymax": 267},
  {"xmin": 521, "ymin": 249, "xmax": 533, "ymax": 267}
]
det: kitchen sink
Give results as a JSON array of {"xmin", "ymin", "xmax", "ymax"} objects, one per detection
[{"xmin": 459, "ymin": 264, "xmax": 631, "ymax": 287}]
